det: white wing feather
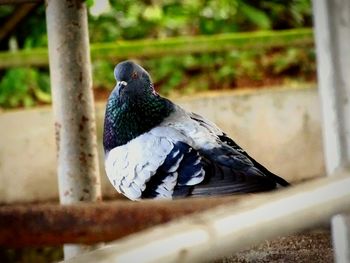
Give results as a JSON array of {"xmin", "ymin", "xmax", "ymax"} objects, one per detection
[{"xmin": 105, "ymin": 126, "xmax": 193, "ymax": 200}]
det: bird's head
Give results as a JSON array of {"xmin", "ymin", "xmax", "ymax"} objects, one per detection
[
  {"xmin": 104, "ymin": 60, "xmax": 173, "ymax": 150},
  {"xmin": 112, "ymin": 60, "xmax": 156, "ymax": 102}
]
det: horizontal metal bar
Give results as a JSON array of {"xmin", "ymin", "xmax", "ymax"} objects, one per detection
[
  {"xmin": 0, "ymin": 28, "xmax": 314, "ymax": 68},
  {"xmin": 0, "ymin": 195, "xmax": 242, "ymax": 247}
]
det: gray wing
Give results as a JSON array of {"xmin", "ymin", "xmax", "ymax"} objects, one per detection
[{"xmin": 159, "ymin": 106, "xmax": 289, "ymax": 195}]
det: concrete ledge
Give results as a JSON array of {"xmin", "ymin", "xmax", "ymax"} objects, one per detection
[{"xmin": 0, "ymin": 86, "xmax": 324, "ymax": 203}]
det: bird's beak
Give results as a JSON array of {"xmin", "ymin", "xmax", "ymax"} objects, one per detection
[{"xmin": 116, "ymin": 81, "xmax": 127, "ymax": 96}]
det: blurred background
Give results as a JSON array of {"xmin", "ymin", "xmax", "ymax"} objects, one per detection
[{"xmin": 0, "ymin": 0, "xmax": 314, "ymax": 109}]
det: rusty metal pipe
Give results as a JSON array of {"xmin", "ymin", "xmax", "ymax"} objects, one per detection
[{"xmin": 0, "ymin": 196, "xmax": 243, "ymax": 247}]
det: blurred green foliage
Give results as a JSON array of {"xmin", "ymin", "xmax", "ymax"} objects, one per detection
[
  {"xmin": 89, "ymin": 0, "xmax": 312, "ymax": 41},
  {"xmin": 144, "ymin": 46, "xmax": 315, "ymax": 96},
  {"xmin": 0, "ymin": 0, "xmax": 314, "ymax": 108},
  {"xmin": 92, "ymin": 44, "xmax": 315, "ymax": 97},
  {"xmin": 0, "ymin": 68, "xmax": 51, "ymax": 108}
]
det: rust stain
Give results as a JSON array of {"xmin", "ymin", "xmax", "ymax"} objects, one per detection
[
  {"xmin": 79, "ymin": 115, "xmax": 89, "ymax": 132},
  {"xmin": 65, "ymin": 0, "xmax": 85, "ymax": 9},
  {"xmin": 54, "ymin": 122, "xmax": 62, "ymax": 156},
  {"xmin": 79, "ymin": 152, "xmax": 87, "ymax": 164},
  {"xmin": 66, "ymin": 0, "xmax": 74, "ymax": 8},
  {"xmin": 78, "ymin": 92, "xmax": 83, "ymax": 102},
  {"xmin": 81, "ymin": 115, "xmax": 89, "ymax": 123}
]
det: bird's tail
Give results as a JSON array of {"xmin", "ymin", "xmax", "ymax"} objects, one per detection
[{"xmin": 268, "ymin": 172, "xmax": 290, "ymax": 187}]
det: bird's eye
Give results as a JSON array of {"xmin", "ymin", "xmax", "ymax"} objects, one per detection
[{"xmin": 131, "ymin": 72, "xmax": 138, "ymax": 79}]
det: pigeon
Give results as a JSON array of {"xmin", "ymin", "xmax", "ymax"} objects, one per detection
[{"xmin": 103, "ymin": 60, "xmax": 290, "ymax": 200}]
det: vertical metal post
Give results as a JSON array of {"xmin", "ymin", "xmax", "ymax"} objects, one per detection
[
  {"xmin": 45, "ymin": 0, "xmax": 102, "ymax": 259},
  {"xmin": 312, "ymin": 0, "xmax": 350, "ymax": 262}
]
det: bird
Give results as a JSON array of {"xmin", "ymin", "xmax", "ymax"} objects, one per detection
[{"xmin": 103, "ymin": 60, "xmax": 290, "ymax": 200}]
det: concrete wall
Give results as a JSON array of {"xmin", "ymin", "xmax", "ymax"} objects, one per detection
[{"xmin": 0, "ymin": 86, "xmax": 324, "ymax": 203}]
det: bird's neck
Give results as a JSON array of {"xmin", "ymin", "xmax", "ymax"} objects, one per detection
[{"xmin": 103, "ymin": 93, "xmax": 174, "ymax": 152}]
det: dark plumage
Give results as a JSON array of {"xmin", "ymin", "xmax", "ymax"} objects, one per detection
[{"xmin": 103, "ymin": 60, "xmax": 289, "ymax": 200}]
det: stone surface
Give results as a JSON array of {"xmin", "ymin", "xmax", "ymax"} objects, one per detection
[{"xmin": 220, "ymin": 230, "xmax": 332, "ymax": 263}]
